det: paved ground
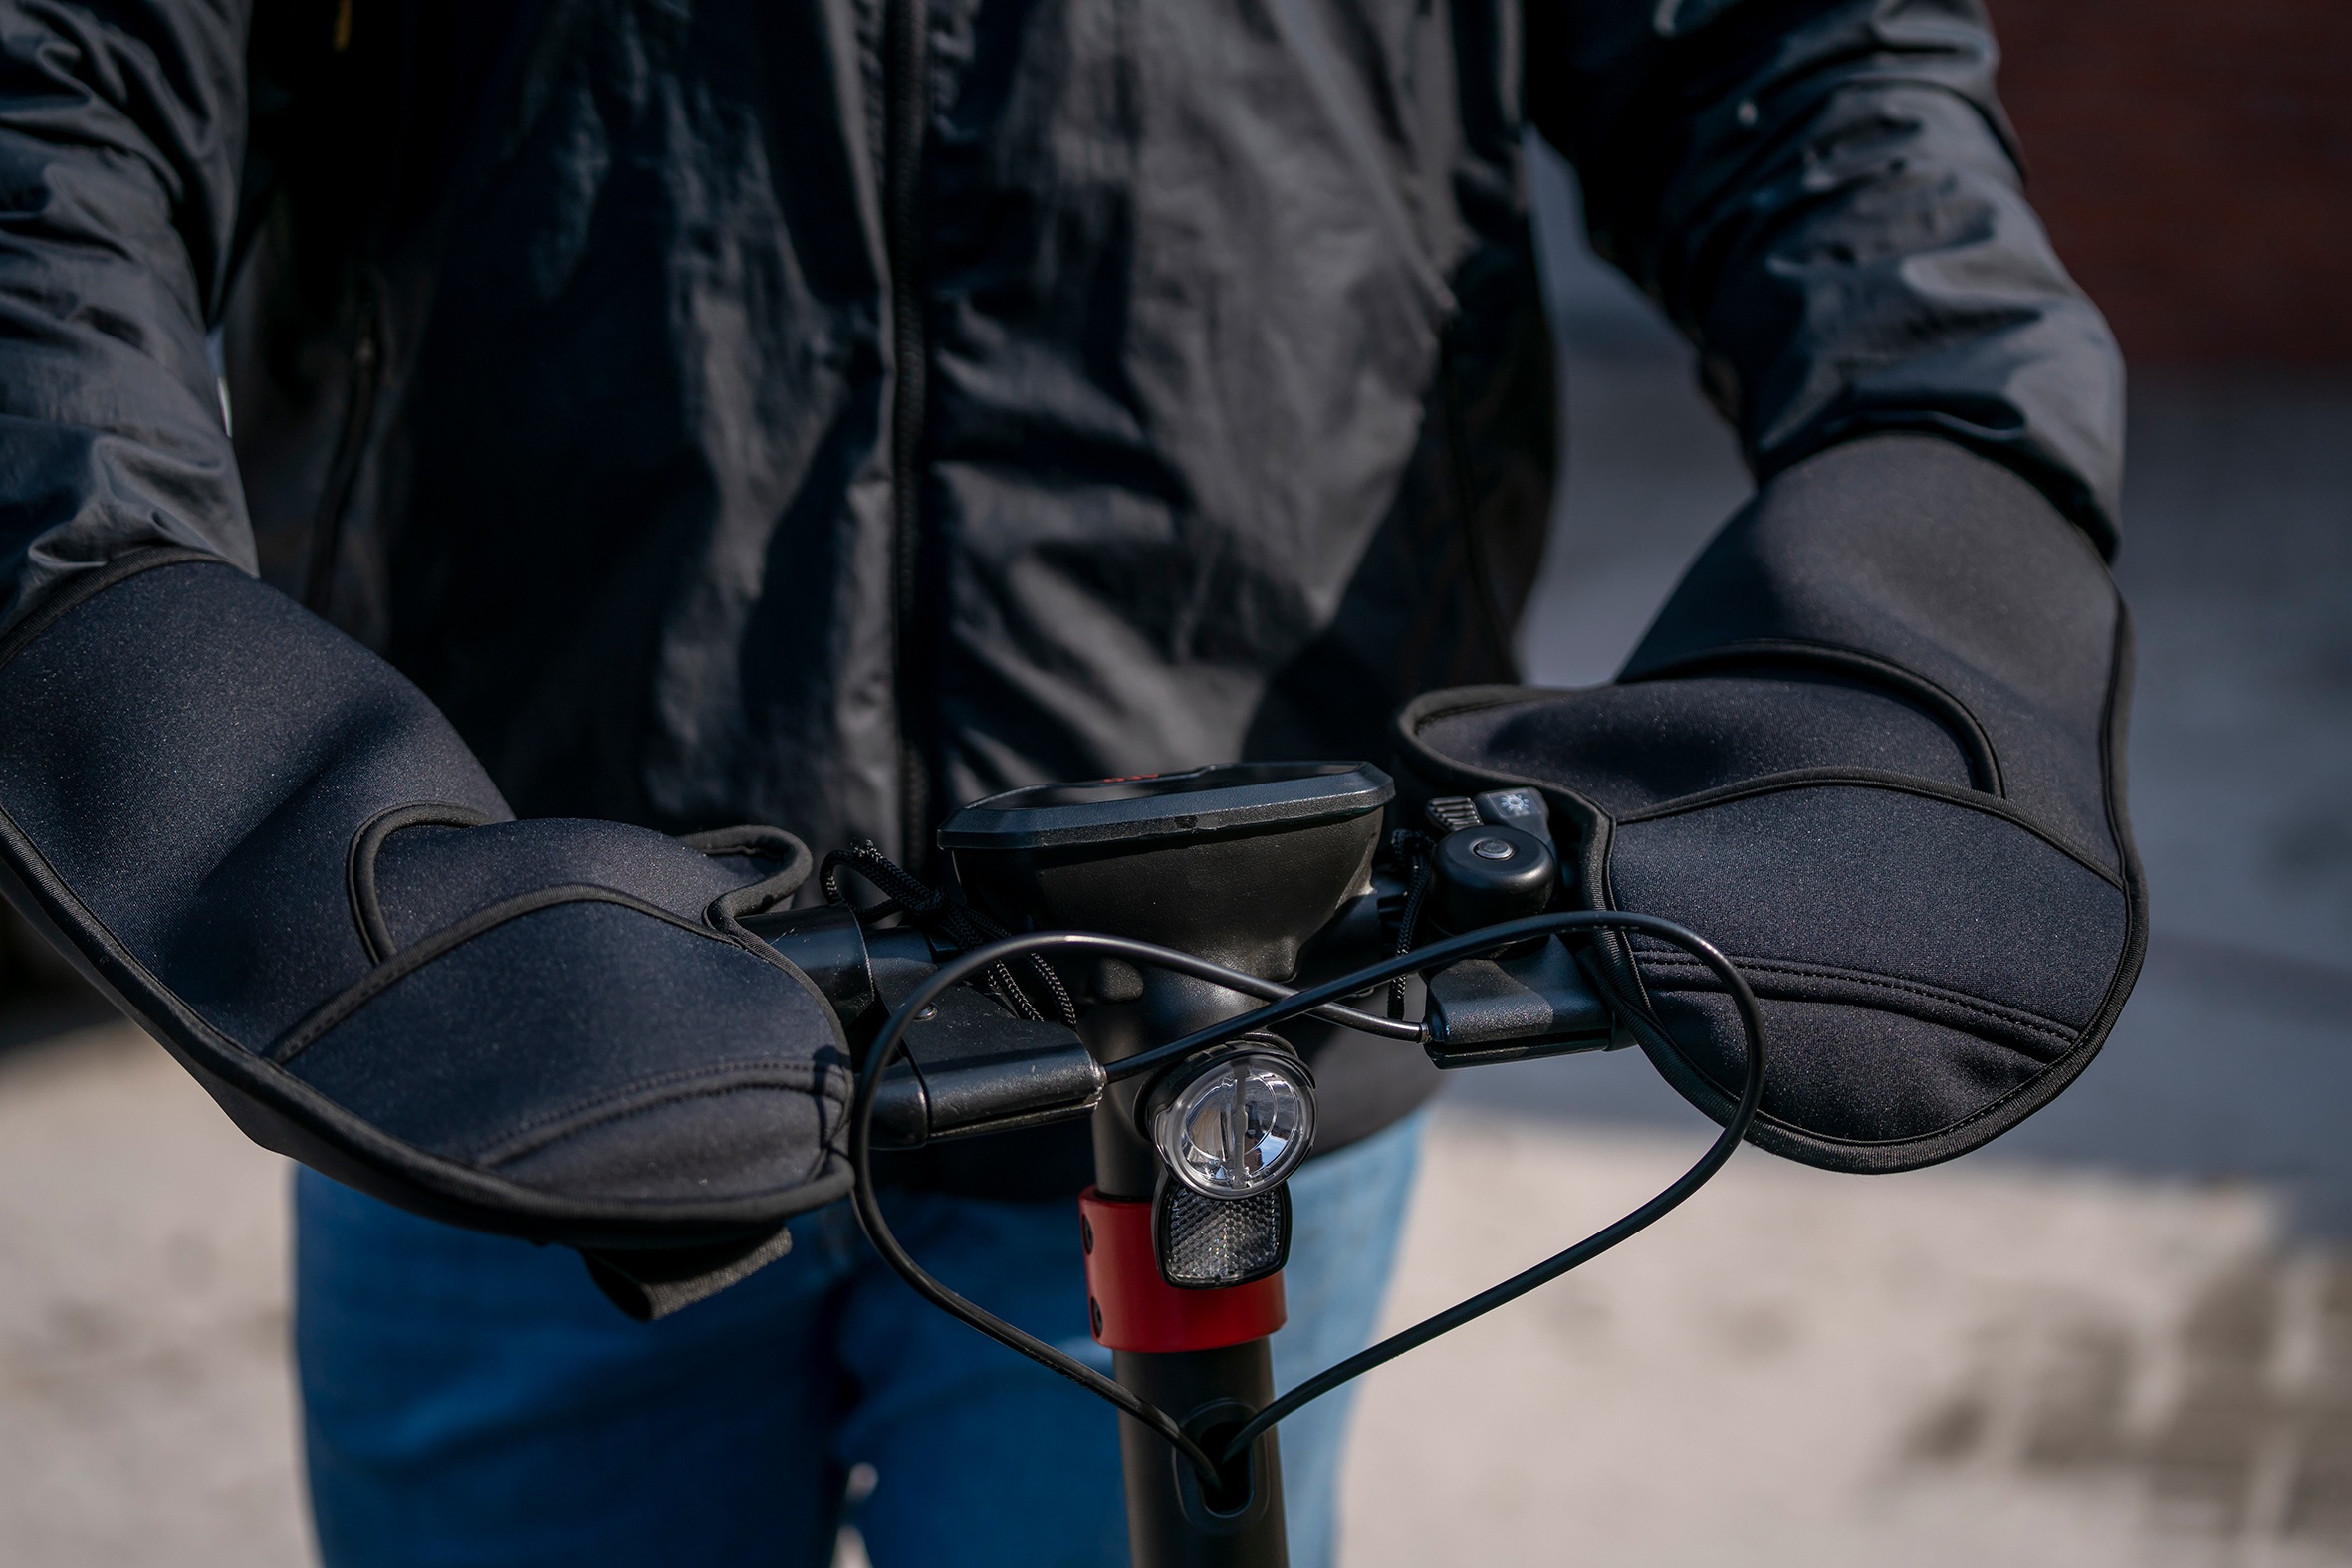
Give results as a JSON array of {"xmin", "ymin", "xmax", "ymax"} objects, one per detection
[
  {"xmin": 7, "ymin": 1029, "xmax": 2350, "ymax": 1568},
  {"xmin": 0, "ymin": 1027, "xmax": 305, "ymax": 1568},
  {"xmin": 1347, "ymin": 1109, "xmax": 2352, "ymax": 1568},
  {"xmin": 1, "ymin": 148, "xmax": 2346, "ymax": 1565}
]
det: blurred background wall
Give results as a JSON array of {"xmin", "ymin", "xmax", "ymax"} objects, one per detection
[
  {"xmin": 1986, "ymin": 0, "xmax": 2352, "ymax": 366},
  {"xmin": 3, "ymin": 5, "xmax": 2349, "ymax": 1565}
]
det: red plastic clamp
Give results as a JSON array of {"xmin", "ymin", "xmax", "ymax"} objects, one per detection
[{"xmin": 1078, "ymin": 1187, "xmax": 1287, "ymax": 1352}]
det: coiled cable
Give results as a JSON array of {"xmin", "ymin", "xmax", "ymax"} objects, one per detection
[{"xmin": 846, "ymin": 911, "xmax": 1767, "ymax": 1485}]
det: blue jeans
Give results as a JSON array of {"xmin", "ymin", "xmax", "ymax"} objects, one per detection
[{"xmin": 295, "ymin": 1111, "xmax": 1426, "ymax": 1567}]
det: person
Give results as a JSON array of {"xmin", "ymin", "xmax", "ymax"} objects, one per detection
[{"xmin": 0, "ymin": 1, "xmax": 2142, "ymax": 1563}]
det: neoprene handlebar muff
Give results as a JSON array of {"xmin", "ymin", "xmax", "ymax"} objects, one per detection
[
  {"xmin": 0, "ymin": 553, "xmax": 852, "ymax": 1297},
  {"xmin": 1397, "ymin": 436, "xmax": 2147, "ymax": 1173}
]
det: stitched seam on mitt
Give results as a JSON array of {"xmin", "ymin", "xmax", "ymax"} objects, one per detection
[
  {"xmin": 1621, "ymin": 638, "xmax": 2005, "ymax": 796},
  {"xmin": 346, "ymin": 802, "xmax": 499, "ymax": 963},
  {"xmin": 268, "ymin": 885, "xmax": 750, "ymax": 1065},
  {"xmin": 1612, "ymin": 769, "xmax": 2125, "ymax": 890},
  {"xmin": 1635, "ymin": 951, "xmax": 2081, "ymax": 1046},
  {"xmin": 0, "ymin": 549, "xmax": 229, "ymax": 676},
  {"xmin": 469, "ymin": 1060, "xmax": 846, "ymax": 1167}
]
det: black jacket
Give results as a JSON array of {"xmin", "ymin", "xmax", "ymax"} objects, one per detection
[{"xmin": 0, "ymin": 0, "xmax": 2133, "ymax": 1253}]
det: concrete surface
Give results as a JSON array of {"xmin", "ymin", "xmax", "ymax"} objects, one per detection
[
  {"xmin": 1, "ymin": 147, "xmax": 2346, "ymax": 1565},
  {"xmin": 1345, "ymin": 1110, "xmax": 2352, "ymax": 1568},
  {"xmin": 0, "ymin": 1027, "xmax": 306, "ymax": 1568},
  {"xmin": 8, "ymin": 1027, "xmax": 2351, "ymax": 1568}
]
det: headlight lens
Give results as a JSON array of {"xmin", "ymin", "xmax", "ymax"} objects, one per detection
[{"xmin": 1151, "ymin": 1051, "xmax": 1314, "ymax": 1198}]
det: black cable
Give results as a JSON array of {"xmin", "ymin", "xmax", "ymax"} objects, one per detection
[
  {"xmin": 1100, "ymin": 911, "xmax": 1661, "ymax": 1085},
  {"xmin": 848, "ymin": 932, "xmax": 1334, "ymax": 1482},
  {"xmin": 846, "ymin": 912, "xmax": 1766, "ymax": 1487},
  {"xmin": 847, "ymin": 929, "xmax": 1428, "ymax": 1483},
  {"xmin": 1213, "ymin": 911, "xmax": 1766, "ymax": 1466}
]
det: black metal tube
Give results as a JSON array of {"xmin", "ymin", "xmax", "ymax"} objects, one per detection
[
  {"xmin": 1115, "ymin": 1344, "xmax": 1289, "ymax": 1568},
  {"xmin": 1089, "ymin": 976, "xmax": 1291, "ymax": 1568}
]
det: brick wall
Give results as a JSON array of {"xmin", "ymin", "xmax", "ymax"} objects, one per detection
[{"xmin": 1987, "ymin": 0, "xmax": 2352, "ymax": 365}]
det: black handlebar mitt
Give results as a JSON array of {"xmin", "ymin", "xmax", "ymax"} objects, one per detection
[
  {"xmin": 0, "ymin": 552, "xmax": 852, "ymax": 1312},
  {"xmin": 1397, "ymin": 435, "xmax": 2147, "ymax": 1173}
]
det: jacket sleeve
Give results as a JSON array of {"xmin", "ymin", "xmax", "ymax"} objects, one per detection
[
  {"xmin": 0, "ymin": 0, "xmax": 257, "ymax": 633},
  {"xmin": 1527, "ymin": 0, "xmax": 2124, "ymax": 545}
]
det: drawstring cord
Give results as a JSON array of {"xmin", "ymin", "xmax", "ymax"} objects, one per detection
[
  {"xmin": 820, "ymin": 840, "xmax": 1079, "ymax": 1028},
  {"xmin": 1387, "ymin": 828, "xmax": 1434, "ymax": 1020}
]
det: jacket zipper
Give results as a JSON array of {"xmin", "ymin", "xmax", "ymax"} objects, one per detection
[
  {"xmin": 883, "ymin": 0, "xmax": 935, "ymax": 868},
  {"xmin": 305, "ymin": 271, "xmax": 385, "ymax": 617}
]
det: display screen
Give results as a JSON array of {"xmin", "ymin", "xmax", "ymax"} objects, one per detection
[{"xmin": 1007, "ymin": 763, "xmax": 1367, "ymax": 808}]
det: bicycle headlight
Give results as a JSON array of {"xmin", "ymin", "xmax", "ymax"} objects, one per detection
[{"xmin": 1149, "ymin": 1049, "xmax": 1315, "ymax": 1199}]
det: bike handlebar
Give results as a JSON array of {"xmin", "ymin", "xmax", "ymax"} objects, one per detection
[{"xmin": 845, "ymin": 909, "xmax": 1768, "ymax": 1486}]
